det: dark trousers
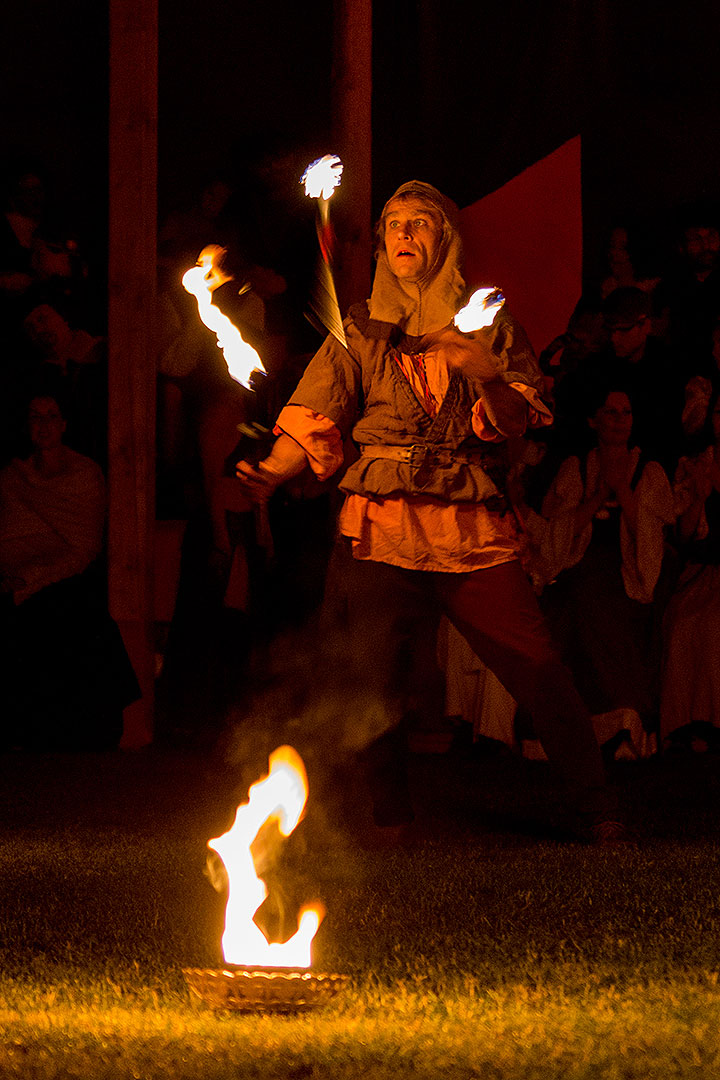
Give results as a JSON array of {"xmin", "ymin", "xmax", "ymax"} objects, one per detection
[{"xmin": 336, "ymin": 551, "xmax": 614, "ymax": 827}]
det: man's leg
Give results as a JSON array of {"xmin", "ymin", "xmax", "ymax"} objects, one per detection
[
  {"xmin": 339, "ymin": 552, "xmax": 440, "ymax": 826},
  {"xmin": 437, "ymin": 560, "xmax": 618, "ymax": 826}
]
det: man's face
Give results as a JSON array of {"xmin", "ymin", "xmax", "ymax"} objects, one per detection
[
  {"xmin": 383, "ymin": 197, "xmax": 443, "ymax": 282},
  {"xmin": 608, "ymin": 314, "xmax": 650, "ymax": 361},
  {"xmin": 682, "ymin": 226, "xmax": 720, "ymax": 275}
]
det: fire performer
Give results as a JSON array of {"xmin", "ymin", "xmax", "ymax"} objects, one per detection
[{"xmin": 236, "ymin": 180, "xmax": 623, "ymax": 844}]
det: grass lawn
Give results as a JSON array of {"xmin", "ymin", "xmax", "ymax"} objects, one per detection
[{"xmin": 0, "ymin": 736, "xmax": 719, "ymax": 1078}]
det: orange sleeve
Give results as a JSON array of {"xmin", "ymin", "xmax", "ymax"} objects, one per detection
[
  {"xmin": 274, "ymin": 404, "xmax": 345, "ymax": 481},
  {"xmin": 471, "ymin": 382, "xmax": 553, "ymax": 442}
]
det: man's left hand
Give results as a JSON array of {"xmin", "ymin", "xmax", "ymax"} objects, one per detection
[{"xmin": 426, "ymin": 325, "xmax": 502, "ymax": 382}]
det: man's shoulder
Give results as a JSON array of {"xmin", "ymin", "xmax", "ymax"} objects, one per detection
[
  {"xmin": 345, "ymin": 301, "xmax": 398, "ymax": 343},
  {"xmin": 346, "ymin": 301, "xmax": 370, "ymax": 330}
]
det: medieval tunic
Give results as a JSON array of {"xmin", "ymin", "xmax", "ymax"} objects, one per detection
[{"xmin": 275, "ymin": 303, "xmax": 552, "ymax": 570}]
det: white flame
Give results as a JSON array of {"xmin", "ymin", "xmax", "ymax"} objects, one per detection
[
  {"xmin": 182, "ymin": 248, "xmax": 265, "ymax": 389},
  {"xmin": 207, "ymin": 746, "xmax": 324, "ymax": 968},
  {"xmin": 302, "ymin": 155, "xmax": 344, "ymax": 201},
  {"xmin": 454, "ymin": 287, "xmax": 505, "ymax": 333}
]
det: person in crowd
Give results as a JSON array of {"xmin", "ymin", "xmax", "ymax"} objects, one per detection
[
  {"xmin": 655, "ymin": 204, "xmax": 720, "ymax": 363},
  {"xmin": 0, "ymin": 163, "xmax": 85, "ymax": 327},
  {"xmin": 539, "ymin": 309, "xmax": 606, "ymax": 398},
  {"xmin": 537, "ymin": 381, "xmax": 676, "ymax": 757},
  {"xmin": 158, "ymin": 177, "xmax": 236, "ymax": 279},
  {"xmin": 0, "ymin": 393, "xmax": 139, "ymax": 750},
  {"xmin": 538, "ymin": 307, "xmax": 607, "ymax": 472},
  {"xmin": 224, "ymin": 133, "xmax": 320, "ymax": 361},
  {"xmin": 679, "ymin": 314, "xmax": 720, "ymax": 444},
  {"xmin": 235, "ymin": 179, "xmax": 623, "ymax": 844},
  {"xmin": 155, "ymin": 240, "xmax": 333, "ymax": 735},
  {"xmin": 661, "ymin": 388, "xmax": 720, "ymax": 751},
  {"xmin": 598, "ymin": 222, "xmax": 661, "ymax": 302},
  {"xmin": 553, "ymin": 287, "xmax": 683, "ymax": 470},
  {"xmin": 21, "ymin": 299, "xmax": 106, "ymax": 465}
]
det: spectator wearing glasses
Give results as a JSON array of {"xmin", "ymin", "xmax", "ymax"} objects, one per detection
[{"xmin": 552, "ymin": 288, "xmax": 683, "ymax": 472}]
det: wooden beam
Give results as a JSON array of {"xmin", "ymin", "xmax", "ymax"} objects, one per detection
[
  {"xmin": 331, "ymin": 0, "xmax": 373, "ymax": 310},
  {"xmin": 108, "ymin": 0, "xmax": 158, "ymax": 747}
]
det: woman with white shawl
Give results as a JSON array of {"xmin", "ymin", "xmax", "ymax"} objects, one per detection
[
  {"xmin": 534, "ymin": 381, "xmax": 676, "ymax": 755},
  {"xmin": 0, "ymin": 393, "xmax": 139, "ymax": 749}
]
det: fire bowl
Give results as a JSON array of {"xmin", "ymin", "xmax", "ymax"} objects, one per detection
[{"xmin": 182, "ymin": 967, "xmax": 349, "ymax": 1013}]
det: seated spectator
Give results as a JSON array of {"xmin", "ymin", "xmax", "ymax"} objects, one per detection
[
  {"xmin": 22, "ymin": 299, "xmax": 106, "ymax": 464},
  {"xmin": 554, "ymin": 287, "xmax": 684, "ymax": 470},
  {"xmin": 655, "ymin": 203, "xmax": 720, "ymax": 364},
  {"xmin": 661, "ymin": 388, "xmax": 720, "ymax": 751},
  {"xmin": 679, "ymin": 315, "xmax": 720, "ymax": 444},
  {"xmin": 437, "ymin": 614, "xmax": 518, "ymax": 752},
  {"xmin": 599, "ymin": 222, "xmax": 661, "ymax": 302},
  {"xmin": 537, "ymin": 382, "xmax": 676, "ymax": 756},
  {"xmin": 158, "ymin": 177, "xmax": 237, "ymax": 282},
  {"xmin": 539, "ymin": 308, "xmax": 606, "ymax": 396},
  {"xmin": 0, "ymin": 162, "xmax": 85, "ymax": 328},
  {"xmin": 538, "ymin": 307, "xmax": 607, "ymax": 469},
  {"xmin": 0, "ymin": 393, "xmax": 139, "ymax": 750}
]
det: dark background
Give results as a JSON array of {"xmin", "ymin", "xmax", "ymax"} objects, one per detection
[{"xmin": 3, "ymin": 0, "xmax": 720, "ymax": 321}]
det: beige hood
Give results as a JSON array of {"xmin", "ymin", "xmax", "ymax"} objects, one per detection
[{"xmin": 368, "ymin": 180, "xmax": 466, "ymax": 337}]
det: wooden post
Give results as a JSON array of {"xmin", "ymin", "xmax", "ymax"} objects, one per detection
[
  {"xmin": 331, "ymin": 0, "xmax": 373, "ymax": 311},
  {"xmin": 108, "ymin": 0, "xmax": 158, "ymax": 747}
]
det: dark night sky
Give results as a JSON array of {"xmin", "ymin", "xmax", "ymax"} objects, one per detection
[{"xmin": 3, "ymin": 0, "xmax": 720, "ymax": 294}]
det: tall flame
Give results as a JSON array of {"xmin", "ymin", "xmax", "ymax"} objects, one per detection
[
  {"xmin": 454, "ymin": 287, "xmax": 505, "ymax": 333},
  {"xmin": 208, "ymin": 746, "xmax": 323, "ymax": 968},
  {"xmin": 301, "ymin": 155, "xmax": 344, "ymax": 201},
  {"xmin": 182, "ymin": 246, "xmax": 265, "ymax": 389}
]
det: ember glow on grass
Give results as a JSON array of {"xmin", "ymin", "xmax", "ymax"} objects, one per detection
[{"xmin": 1, "ymin": 749, "xmax": 720, "ymax": 1077}]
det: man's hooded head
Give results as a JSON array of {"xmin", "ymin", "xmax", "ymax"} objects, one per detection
[{"xmin": 368, "ymin": 180, "xmax": 465, "ymax": 336}]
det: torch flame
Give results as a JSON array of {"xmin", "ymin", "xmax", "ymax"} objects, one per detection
[
  {"xmin": 208, "ymin": 746, "xmax": 324, "ymax": 968},
  {"xmin": 182, "ymin": 246, "xmax": 265, "ymax": 389},
  {"xmin": 302, "ymin": 155, "xmax": 344, "ymax": 201},
  {"xmin": 454, "ymin": 287, "xmax": 506, "ymax": 333}
]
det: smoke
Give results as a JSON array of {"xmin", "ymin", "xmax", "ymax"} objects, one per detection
[
  {"xmin": 220, "ymin": 611, "xmax": 402, "ymax": 846},
  {"xmin": 228, "ymin": 617, "xmax": 396, "ymax": 756}
]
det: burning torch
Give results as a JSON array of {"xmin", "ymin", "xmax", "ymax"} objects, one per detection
[
  {"xmin": 454, "ymin": 286, "xmax": 506, "ymax": 333},
  {"xmin": 301, "ymin": 154, "xmax": 347, "ymax": 349},
  {"xmin": 425, "ymin": 286, "xmax": 507, "ymax": 382},
  {"xmin": 182, "ymin": 244, "xmax": 272, "ymax": 461},
  {"xmin": 182, "ymin": 244, "xmax": 266, "ymax": 391}
]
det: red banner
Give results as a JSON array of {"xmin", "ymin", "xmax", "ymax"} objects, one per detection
[{"xmin": 459, "ymin": 136, "xmax": 582, "ymax": 356}]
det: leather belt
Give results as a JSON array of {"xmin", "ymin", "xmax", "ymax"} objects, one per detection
[{"xmin": 360, "ymin": 444, "xmax": 491, "ymax": 467}]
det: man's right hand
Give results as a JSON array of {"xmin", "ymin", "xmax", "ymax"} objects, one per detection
[
  {"xmin": 235, "ymin": 459, "xmax": 282, "ymax": 504},
  {"xmin": 235, "ymin": 432, "xmax": 310, "ymax": 503}
]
